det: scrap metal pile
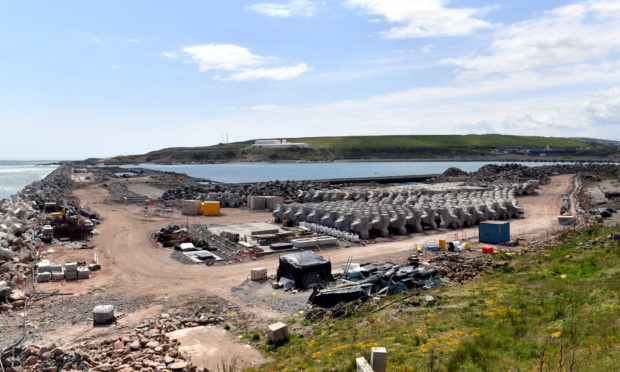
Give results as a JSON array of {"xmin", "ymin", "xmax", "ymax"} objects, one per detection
[{"xmin": 309, "ymin": 258, "xmax": 441, "ymax": 308}]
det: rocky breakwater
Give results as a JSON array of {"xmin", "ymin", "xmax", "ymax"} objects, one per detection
[
  {"xmin": 0, "ymin": 165, "xmax": 74, "ymax": 311},
  {"xmin": 432, "ymin": 163, "xmax": 618, "ymax": 183},
  {"xmin": 162, "ymin": 180, "xmax": 337, "ymax": 206}
]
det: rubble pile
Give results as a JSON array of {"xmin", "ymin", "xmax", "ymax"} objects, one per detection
[
  {"xmin": 161, "ymin": 180, "xmax": 337, "ymax": 206},
  {"xmin": 1, "ymin": 299, "xmax": 241, "ymax": 372},
  {"xmin": 1, "ymin": 165, "xmax": 74, "ymax": 306},
  {"xmin": 433, "ymin": 163, "xmax": 617, "ymax": 183},
  {"xmin": 428, "ymin": 254, "xmax": 508, "ymax": 283}
]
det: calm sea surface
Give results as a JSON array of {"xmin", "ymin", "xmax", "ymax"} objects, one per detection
[
  {"xmin": 119, "ymin": 161, "xmax": 569, "ymax": 183},
  {"xmin": 0, "ymin": 161, "xmax": 58, "ymax": 199}
]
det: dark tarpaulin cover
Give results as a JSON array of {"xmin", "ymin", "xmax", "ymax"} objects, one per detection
[
  {"xmin": 309, "ymin": 284, "xmax": 373, "ymax": 308},
  {"xmin": 277, "ymin": 251, "xmax": 334, "ymax": 289}
]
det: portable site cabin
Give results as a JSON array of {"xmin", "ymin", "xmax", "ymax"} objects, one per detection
[
  {"xmin": 276, "ymin": 251, "xmax": 334, "ymax": 289},
  {"xmin": 479, "ymin": 221, "xmax": 510, "ymax": 244}
]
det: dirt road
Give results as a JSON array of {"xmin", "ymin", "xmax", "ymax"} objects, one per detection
[{"xmin": 40, "ymin": 175, "xmax": 572, "ymax": 323}]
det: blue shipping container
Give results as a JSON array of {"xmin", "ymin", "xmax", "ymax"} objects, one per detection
[{"xmin": 479, "ymin": 221, "xmax": 510, "ymax": 244}]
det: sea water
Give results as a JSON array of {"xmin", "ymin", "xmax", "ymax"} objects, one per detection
[{"xmin": 0, "ymin": 161, "xmax": 58, "ymax": 199}]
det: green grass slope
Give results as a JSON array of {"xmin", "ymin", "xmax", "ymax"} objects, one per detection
[
  {"xmin": 247, "ymin": 225, "xmax": 620, "ymax": 371},
  {"xmin": 104, "ymin": 134, "xmax": 612, "ymax": 164},
  {"xmin": 283, "ymin": 134, "xmax": 588, "ymax": 149}
]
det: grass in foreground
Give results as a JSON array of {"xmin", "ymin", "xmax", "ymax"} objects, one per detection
[{"xmin": 248, "ymin": 225, "xmax": 620, "ymax": 371}]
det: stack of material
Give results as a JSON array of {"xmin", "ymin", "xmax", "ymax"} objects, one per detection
[
  {"xmin": 247, "ymin": 195, "xmax": 284, "ymax": 211},
  {"xmin": 181, "ymin": 200, "xmax": 202, "ymax": 216},
  {"xmin": 65, "ymin": 261, "xmax": 78, "ymax": 281},
  {"xmin": 309, "ymin": 261, "xmax": 440, "ymax": 308}
]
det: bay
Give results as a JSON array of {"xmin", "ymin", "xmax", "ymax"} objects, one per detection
[
  {"xmin": 118, "ymin": 161, "xmax": 570, "ymax": 183},
  {"xmin": 0, "ymin": 161, "xmax": 58, "ymax": 199}
]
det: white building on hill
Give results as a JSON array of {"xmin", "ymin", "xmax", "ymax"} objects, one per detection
[{"xmin": 250, "ymin": 139, "xmax": 308, "ymax": 149}]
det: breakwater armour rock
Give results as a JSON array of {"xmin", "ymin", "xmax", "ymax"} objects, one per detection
[
  {"xmin": 432, "ymin": 163, "xmax": 617, "ymax": 183},
  {"xmin": 274, "ymin": 182, "xmax": 531, "ymax": 239},
  {"xmin": 0, "ymin": 165, "xmax": 73, "ymax": 309},
  {"xmin": 162, "ymin": 180, "xmax": 338, "ymax": 207}
]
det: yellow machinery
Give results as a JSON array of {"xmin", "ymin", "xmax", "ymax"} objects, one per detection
[
  {"xmin": 201, "ymin": 201, "xmax": 220, "ymax": 216},
  {"xmin": 176, "ymin": 176, "xmax": 186, "ymax": 181},
  {"xmin": 49, "ymin": 208, "xmax": 67, "ymax": 218}
]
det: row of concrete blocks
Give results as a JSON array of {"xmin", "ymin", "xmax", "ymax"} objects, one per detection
[
  {"xmin": 297, "ymin": 181, "xmax": 537, "ymax": 203},
  {"xmin": 37, "ymin": 260, "xmax": 90, "ymax": 282},
  {"xmin": 298, "ymin": 221, "xmax": 361, "ymax": 243},
  {"xmin": 291, "ymin": 236, "xmax": 338, "ymax": 248},
  {"xmin": 37, "ymin": 268, "xmax": 90, "ymax": 282},
  {"xmin": 274, "ymin": 199, "xmax": 522, "ymax": 239}
]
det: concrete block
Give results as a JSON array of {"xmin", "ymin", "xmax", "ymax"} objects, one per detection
[
  {"xmin": 267, "ymin": 322, "xmax": 289, "ymax": 344},
  {"xmin": 65, "ymin": 262, "xmax": 78, "ymax": 272},
  {"xmin": 49, "ymin": 264, "xmax": 63, "ymax": 272},
  {"xmin": 355, "ymin": 357, "xmax": 374, "ymax": 372},
  {"xmin": 37, "ymin": 272, "xmax": 51, "ymax": 283},
  {"xmin": 251, "ymin": 268, "xmax": 267, "ymax": 281},
  {"xmin": 65, "ymin": 270, "xmax": 78, "ymax": 281},
  {"xmin": 77, "ymin": 267, "xmax": 90, "ymax": 279},
  {"xmin": 371, "ymin": 347, "xmax": 387, "ymax": 372},
  {"xmin": 51, "ymin": 271, "xmax": 65, "ymax": 281},
  {"xmin": 291, "ymin": 238, "xmax": 318, "ymax": 248},
  {"xmin": 315, "ymin": 236, "xmax": 338, "ymax": 246}
]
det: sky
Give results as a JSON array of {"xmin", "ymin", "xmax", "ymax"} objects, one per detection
[{"xmin": 1, "ymin": 0, "xmax": 620, "ymax": 159}]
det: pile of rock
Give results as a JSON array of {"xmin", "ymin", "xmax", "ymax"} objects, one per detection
[
  {"xmin": 428, "ymin": 254, "xmax": 508, "ymax": 283},
  {"xmin": 18, "ymin": 165, "xmax": 74, "ymax": 207},
  {"xmin": 162, "ymin": 180, "xmax": 336, "ymax": 206},
  {"xmin": 0, "ymin": 281, "xmax": 26, "ymax": 311},
  {"xmin": 433, "ymin": 163, "xmax": 618, "ymax": 183},
  {"xmin": 0, "ymin": 305, "xmax": 238, "ymax": 372},
  {"xmin": 1, "ymin": 165, "xmax": 75, "ymax": 303}
]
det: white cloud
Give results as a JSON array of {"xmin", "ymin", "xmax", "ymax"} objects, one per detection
[
  {"xmin": 111, "ymin": 64, "xmax": 121, "ymax": 69},
  {"xmin": 443, "ymin": 0, "xmax": 620, "ymax": 78},
  {"xmin": 177, "ymin": 44, "xmax": 309, "ymax": 81},
  {"xmin": 345, "ymin": 0, "xmax": 494, "ymax": 38},
  {"xmin": 247, "ymin": 105, "xmax": 281, "ymax": 110},
  {"xmin": 248, "ymin": 0, "xmax": 318, "ymax": 18},
  {"xmin": 584, "ymin": 87, "xmax": 620, "ymax": 126},
  {"xmin": 224, "ymin": 63, "xmax": 310, "ymax": 81},
  {"xmin": 162, "ymin": 51, "xmax": 179, "ymax": 59},
  {"xmin": 124, "ymin": 38, "xmax": 142, "ymax": 43},
  {"xmin": 421, "ymin": 44, "xmax": 433, "ymax": 54}
]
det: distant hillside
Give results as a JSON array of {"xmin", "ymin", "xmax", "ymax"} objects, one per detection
[{"xmin": 101, "ymin": 134, "xmax": 619, "ymax": 164}]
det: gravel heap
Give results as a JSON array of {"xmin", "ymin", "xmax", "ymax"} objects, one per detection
[
  {"xmin": 162, "ymin": 180, "xmax": 337, "ymax": 204},
  {"xmin": 433, "ymin": 163, "xmax": 617, "ymax": 183}
]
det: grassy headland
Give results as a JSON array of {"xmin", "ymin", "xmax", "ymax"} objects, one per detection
[{"xmin": 100, "ymin": 134, "xmax": 619, "ymax": 164}]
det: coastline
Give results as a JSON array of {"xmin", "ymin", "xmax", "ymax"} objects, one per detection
[{"xmin": 86, "ymin": 155, "xmax": 620, "ymax": 166}]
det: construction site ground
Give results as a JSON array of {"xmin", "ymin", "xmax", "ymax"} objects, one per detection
[{"xmin": 5, "ymin": 175, "xmax": 577, "ymax": 370}]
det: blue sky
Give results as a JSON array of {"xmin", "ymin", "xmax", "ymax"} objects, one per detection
[{"xmin": 1, "ymin": 0, "xmax": 619, "ymax": 158}]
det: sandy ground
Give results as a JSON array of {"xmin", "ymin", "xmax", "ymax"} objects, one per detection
[
  {"xmin": 167, "ymin": 326, "xmax": 268, "ymax": 371},
  {"xmin": 42, "ymin": 175, "xmax": 571, "ymax": 310},
  {"xmin": 30, "ymin": 175, "xmax": 572, "ymax": 362}
]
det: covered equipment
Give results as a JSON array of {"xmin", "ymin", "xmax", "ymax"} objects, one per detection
[{"xmin": 276, "ymin": 250, "xmax": 333, "ymax": 289}]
